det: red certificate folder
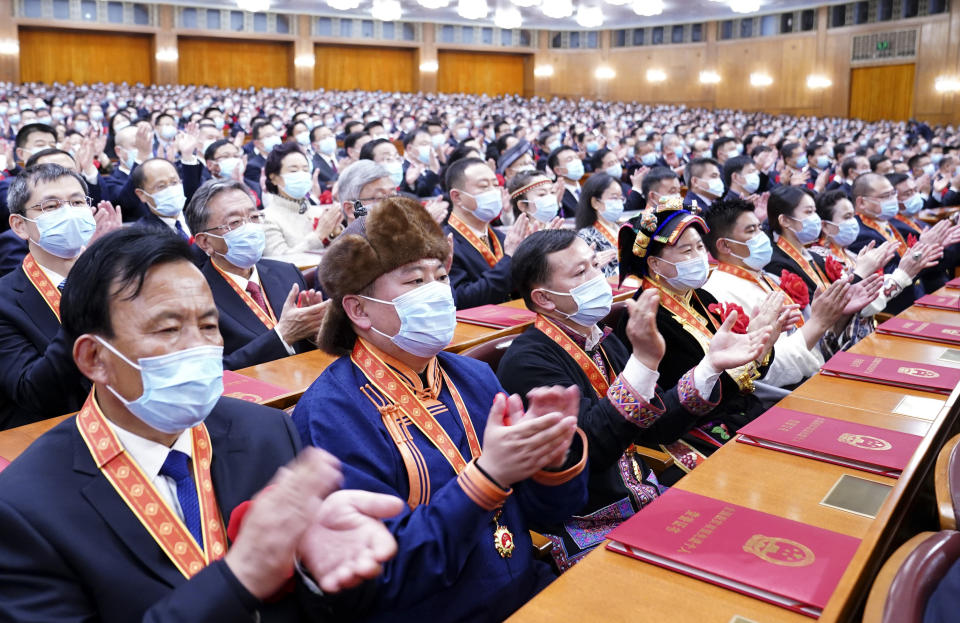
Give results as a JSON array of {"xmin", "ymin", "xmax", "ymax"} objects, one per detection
[
  {"xmin": 946, "ymin": 278, "xmax": 960, "ymax": 289},
  {"xmin": 820, "ymin": 351, "xmax": 960, "ymax": 395},
  {"xmin": 221, "ymin": 370, "xmax": 291, "ymax": 404},
  {"xmin": 736, "ymin": 406, "xmax": 922, "ymax": 477},
  {"xmin": 606, "ymin": 489, "xmax": 860, "ymax": 618},
  {"xmin": 455, "ymin": 305, "xmax": 536, "ymax": 328},
  {"xmin": 877, "ymin": 317, "xmax": 960, "ymax": 346},
  {"xmin": 915, "ymin": 292, "xmax": 960, "ymax": 311}
]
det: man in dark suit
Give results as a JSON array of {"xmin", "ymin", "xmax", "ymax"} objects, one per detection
[
  {"xmin": 185, "ymin": 179, "xmax": 327, "ymax": 370},
  {"xmin": 443, "ymin": 158, "xmax": 531, "ymax": 309},
  {"xmin": 103, "ymin": 123, "xmax": 154, "ymax": 221},
  {"xmin": 0, "ymin": 122, "xmax": 58, "ymax": 231},
  {"xmin": 202, "ymin": 139, "xmax": 261, "ymax": 205},
  {"xmin": 0, "ymin": 163, "xmax": 121, "ymax": 429},
  {"xmin": 0, "ymin": 226, "xmax": 402, "ymax": 622},
  {"xmin": 684, "ymin": 157, "xmax": 724, "ymax": 212},
  {"xmin": 547, "ymin": 146, "xmax": 584, "ymax": 218},
  {"xmin": 243, "ymin": 121, "xmax": 281, "ymax": 195},
  {"xmin": 131, "ymin": 157, "xmax": 207, "ymax": 265},
  {"xmin": 309, "ymin": 125, "xmax": 339, "ymax": 192}
]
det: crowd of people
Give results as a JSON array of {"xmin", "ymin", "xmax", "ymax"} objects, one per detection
[{"xmin": 2, "ymin": 79, "xmax": 960, "ymax": 622}]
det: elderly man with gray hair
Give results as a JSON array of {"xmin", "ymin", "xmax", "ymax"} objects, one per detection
[
  {"xmin": 336, "ymin": 159, "xmax": 448, "ymax": 225},
  {"xmin": 184, "ymin": 178, "xmax": 327, "ymax": 370}
]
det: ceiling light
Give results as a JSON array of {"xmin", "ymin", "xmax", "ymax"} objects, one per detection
[
  {"xmin": 699, "ymin": 70, "xmax": 721, "ymax": 84},
  {"xmin": 542, "ymin": 0, "xmax": 574, "ymax": 18},
  {"xmin": 494, "ymin": 6, "xmax": 522, "ymax": 29},
  {"xmin": 237, "ymin": 0, "xmax": 269, "ymax": 11},
  {"xmin": 294, "ymin": 55, "xmax": 315, "ymax": 68},
  {"xmin": 326, "ymin": 0, "xmax": 360, "ymax": 9},
  {"xmin": 510, "ymin": 0, "xmax": 540, "ymax": 6},
  {"xmin": 935, "ymin": 76, "xmax": 960, "ymax": 93},
  {"xmin": 0, "ymin": 40, "xmax": 20, "ymax": 56},
  {"xmin": 534, "ymin": 64, "xmax": 554, "ymax": 77},
  {"xmin": 417, "ymin": 0, "xmax": 450, "ymax": 7},
  {"xmin": 605, "ymin": 0, "xmax": 631, "ymax": 5},
  {"xmin": 458, "ymin": 0, "xmax": 489, "ymax": 19},
  {"xmin": 371, "ymin": 0, "xmax": 401, "ymax": 20},
  {"xmin": 419, "ymin": 60, "xmax": 439, "ymax": 72},
  {"xmin": 646, "ymin": 69, "xmax": 666, "ymax": 82},
  {"xmin": 631, "ymin": 0, "xmax": 663, "ymax": 16},
  {"xmin": 750, "ymin": 72, "xmax": 773, "ymax": 86},
  {"xmin": 576, "ymin": 5, "xmax": 604, "ymax": 27},
  {"xmin": 595, "ymin": 65, "xmax": 616, "ymax": 80},
  {"xmin": 155, "ymin": 48, "xmax": 178, "ymax": 62},
  {"xmin": 730, "ymin": 0, "xmax": 760, "ymax": 13},
  {"xmin": 806, "ymin": 74, "xmax": 832, "ymax": 89}
]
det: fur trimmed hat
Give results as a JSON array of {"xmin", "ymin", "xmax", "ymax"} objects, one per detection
[{"xmin": 317, "ymin": 196, "xmax": 450, "ymax": 355}]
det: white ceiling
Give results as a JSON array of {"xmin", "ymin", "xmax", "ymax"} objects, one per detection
[{"xmin": 157, "ymin": 0, "xmax": 837, "ymax": 31}]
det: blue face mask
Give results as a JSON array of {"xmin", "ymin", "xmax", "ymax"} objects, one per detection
[
  {"xmin": 208, "ymin": 223, "xmax": 265, "ymax": 269},
  {"xmin": 830, "ymin": 218, "xmax": 860, "ymax": 248},
  {"xmin": 547, "ymin": 139, "xmax": 562, "ymax": 152},
  {"xmin": 656, "ymin": 254, "xmax": 710, "ymax": 290},
  {"xmin": 262, "ymin": 135, "xmax": 281, "ymax": 153},
  {"xmin": 932, "ymin": 153, "xmax": 943, "ymax": 165},
  {"xmin": 742, "ymin": 172, "xmax": 760, "ymax": 194},
  {"xmin": 727, "ymin": 232, "xmax": 771, "ymax": 271},
  {"xmin": 74, "ymin": 120, "xmax": 89, "ymax": 133},
  {"xmin": 118, "ymin": 146, "xmax": 136, "ymax": 170},
  {"xmin": 605, "ymin": 163, "xmax": 623, "ymax": 179},
  {"xmin": 463, "ymin": 189, "xmax": 502, "ymax": 222},
  {"xmin": 539, "ymin": 274, "xmax": 613, "ymax": 327},
  {"xmin": 416, "ymin": 145, "xmax": 431, "ymax": 165},
  {"xmin": 902, "ymin": 194, "xmax": 924, "ymax": 216},
  {"xmin": 585, "ymin": 141, "xmax": 600, "ymax": 154},
  {"xmin": 792, "ymin": 213, "xmax": 822, "ymax": 245},
  {"xmin": 318, "ymin": 136, "xmax": 337, "ymax": 156},
  {"xmin": 24, "ymin": 205, "xmax": 97, "ymax": 259},
  {"xmin": 281, "ymin": 171, "xmax": 312, "ymax": 200},
  {"xmin": 872, "ymin": 197, "xmax": 899, "ymax": 221},
  {"xmin": 216, "ymin": 157, "xmax": 240, "ymax": 180},
  {"xmin": 640, "ymin": 152, "xmax": 658, "ymax": 167},
  {"xmin": 703, "ymin": 177, "xmax": 725, "ymax": 198},
  {"xmin": 363, "ymin": 281, "xmax": 457, "ymax": 358},
  {"xmin": 384, "ymin": 160, "xmax": 403, "ymax": 187},
  {"xmin": 795, "ymin": 154, "xmax": 808, "ymax": 168},
  {"xmin": 561, "ymin": 159, "xmax": 584, "ymax": 182},
  {"xmin": 816, "ymin": 155, "xmax": 830, "ymax": 170},
  {"xmin": 601, "ymin": 198, "xmax": 624, "ymax": 223},
  {"xmin": 528, "ymin": 194, "xmax": 559, "ymax": 223},
  {"xmin": 148, "ymin": 184, "xmax": 187, "ymax": 218},
  {"xmin": 97, "ymin": 338, "xmax": 224, "ymax": 434}
]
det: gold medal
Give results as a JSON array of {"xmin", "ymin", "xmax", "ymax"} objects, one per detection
[{"xmin": 492, "ymin": 510, "xmax": 515, "ymax": 558}]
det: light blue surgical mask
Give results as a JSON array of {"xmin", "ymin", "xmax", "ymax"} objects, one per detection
[
  {"xmin": 872, "ymin": 197, "xmax": 899, "ymax": 221},
  {"xmin": 262, "ymin": 135, "xmax": 281, "ymax": 153},
  {"xmin": 922, "ymin": 163, "xmax": 936, "ymax": 177},
  {"xmin": 217, "ymin": 157, "xmax": 240, "ymax": 180},
  {"xmin": 527, "ymin": 194, "xmax": 559, "ymax": 223},
  {"xmin": 148, "ymin": 184, "xmax": 187, "ymax": 217},
  {"xmin": 931, "ymin": 153, "xmax": 943, "ymax": 165},
  {"xmin": 640, "ymin": 152, "xmax": 658, "ymax": 167},
  {"xmin": 97, "ymin": 338, "xmax": 224, "ymax": 434},
  {"xmin": 455, "ymin": 127, "xmax": 470, "ymax": 141},
  {"xmin": 318, "ymin": 136, "xmax": 337, "ymax": 156},
  {"xmin": 605, "ymin": 163, "xmax": 623, "ymax": 179},
  {"xmin": 416, "ymin": 145, "xmax": 432, "ymax": 165},
  {"xmin": 656, "ymin": 254, "xmax": 710, "ymax": 290},
  {"xmin": 794, "ymin": 154, "xmax": 808, "ymax": 168},
  {"xmin": 281, "ymin": 171, "xmax": 312, "ymax": 200},
  {"xmin": 816, "ymin": 155, "xmax": 830, "ymax": 170},
  {"xmin": 704, "ymin": 177, "xmax": 725, "ymax": 198},
  {"xmin": 74, "ymin": 120, "xmax": 89, "ymax": 134},
  {"xmin": 830, "ymin": 218, "xmax": 860, "ymax": 248},
  {"xmin": 585, "ymin": 140, "xmax": 599, "ymax": 153},
  {"xmin": 118, "ymin": 146, "xmax": 136, "ymax": 171},
  {"xmin": 464, "ymin": 189, "xmax": 502, "ymax": 222},
  {"xmin": 295, "ymin": 132, "xmax": 310, "ymax": 146},
  {"xmin": 208, "ymin": 223, "xmax": 265, "ymax": 269},
  {"xmin": 561, "ymin": 159, "xmax": 584, "ymax": 181},
  {"xmin": 547, "ymin": 139, "xmax": 562, "ymax": 152},
  {"xmin": 674, "ymin": 146, "xmax": 686, "ymax": 159},
  {"xmin": 902, "ymin": 194, "xmax": 924, "ymax": 216},
  {"xmin": 601, "ymin": 198, "xmax": 624, "ymax": 223},
  {"xmin": 24, "ymin": 204, "xmax": 97, "ymax": 259},
  {"xmin": 159, "ymin": 126, "xmax": 177, "ymax": 141},
  {"xmin": 430, "ymin": 133, "xmax": 446, "ymax": 148},
  {"xmin": 741, "ymin": 172, "xmax": 760, "ymax": 194},
  {"xmin": 538, "ymin": 274, "xmax": 613, "ymax": 327},
  {"xmin": 363, "ymin": 281, "xmax": 457, "ymax": 358},
  {"xmin": 727, "ymin": 233, "xmax": 772, "ymax": 271},
  {"xmin": 384, "ymin": 160, "xmax": 403, "ymax": 187},
  {"xmin": 792, "ymin": 213, "xmax": 822, "ymax": 245}
]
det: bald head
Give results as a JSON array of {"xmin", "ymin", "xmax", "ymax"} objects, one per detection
[
  {"xmin": 851, "ymin": 172, "xmax": 890, "ymax": 201},
  {"xmin": 114, "ymin": 125, "xmax": 138, "ymax": 150}
]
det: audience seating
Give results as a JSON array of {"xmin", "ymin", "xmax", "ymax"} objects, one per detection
[{"xmin": 935, "ymin": 433, "xmax": 960, "ymax": 530}]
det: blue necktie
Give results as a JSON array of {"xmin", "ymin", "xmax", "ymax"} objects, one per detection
[
  {"xmin": 57, "ymin": 279, "xmax": 66, "ymax": 292},
  {"xmin": 174, "ymin": 220, "xmax": 189, "ymax": 240},
  {"xmin": 159, "ymin": 450, "xmax": 203, "ymax": 550}
]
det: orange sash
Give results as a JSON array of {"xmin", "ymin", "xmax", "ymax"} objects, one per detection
[
  {"xmin": 211, "ymin": 261, "xmax": 277, "ymax": 329},
  {"xmin": 534, "ymin": 315, "xmax": 612, "ymax": 398},
  {"xmin": 859, "ymin": 216, "xmax": 908, "ymax": 256},
  {"xmin": 75, "ymin": 392, "xmax": 227, "ymax": 579},
  {"xmin": 775, "ymin": 237, "xmax": 829, "ymax": 290},
  {"xmin": 351, "ymin": 339, "xmax": 481, "ymax": 474},
  {"xmin": 594, "ymin": 219, "xmax": 618, "ymax": 248},
  {"xmin": 893, "ymin": 214, "xmax": 923, "ymax": 235},
  {"xmin": 448, "ymin": 214, "xmax": 504, "ymax": 268},
  {"xmin": 642, "ymin": 277, "xmax": 718, "ymax": 344},
  {"xmin": 22, "ymin": 253, "xmax": 61, "ymax": 322},
  {"xmin": 715, "ymin": 262, "xmax": 804, "ymax": 327}
]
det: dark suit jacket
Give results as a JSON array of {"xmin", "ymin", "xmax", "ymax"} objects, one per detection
[
  {"xmin": 683, "ymin": 190, "xmax": 712, "ymax": 212},
  {"xmin": 0, "ymin": 397, "xmax": 311, "ymax": 622},
  {"xmin": 625, "ymin": 188, "xmax": 645, "ymax": 213},
  {"xmin": 0, "ymin": 164, "xmax": 23, "ymax": 232},
  {"xmin": 0, "ymin": 229, "xmax": 28, "ymax": 277},
  {"xmin": 244, "ymin": 152, "xmax": 267, "ymax": 189},
  {"xmin": 202, "ymin": 259, "xmax": 313, "ymax": 370},
  {"xmin": 136, "ymin": 214, "xmax": 209, "ymax": 267},
  {"xmin": 0, "ymin": 264, "xmax": 90, "ymax": 429},
  {"xmin": 398, "ymin": 161, "xmax": 441, "ymax": 198},
  {"xmin": 848, "ymin": 217, "xmax": 922, "ymax": 313},
  {"xmin": 560, "ymin": 188, "xmax": 579, "ymax": 219},
  {"xmin": 891, "ymin": 217, "xmax": 949, "ymax": 294},
  {"xmin": 311, "ymin": 153, "xmax": 338, "ymax": 192},
  {"xmin": 444, "ymin": 225, "xmax": 512, "ymax": 309}
]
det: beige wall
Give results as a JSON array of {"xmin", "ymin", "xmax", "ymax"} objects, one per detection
[{"xmin": 1, "ymin": 0, "xmax": 958, "ymax": 123}]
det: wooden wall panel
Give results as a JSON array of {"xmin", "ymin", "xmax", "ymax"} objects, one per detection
[
  {"xmin": 19, "ymin": 27, "xmax": 153, "ymax": 84},
  {"xmin": 178, "ymin": 37, "xmax": 291, "ymax": 88},
  {"xmin": 314, "ymin": 45, "xmax": 415, "ymax": 92},
  {"xmin": 849, "ymin": 64, "xmax": 915, "ymax": 121},
  {"xmin": 437, "ymin": 50, "xmax": 527, "ymax": 96}
]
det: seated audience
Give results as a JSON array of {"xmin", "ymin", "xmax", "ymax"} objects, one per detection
[{"xmin": 574, "ymin": 172, "xmax": 623, "ymax": 278}]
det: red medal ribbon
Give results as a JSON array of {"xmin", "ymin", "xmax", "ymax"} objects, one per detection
[
  {"xmin": 775, "ymin": 237, "xmax": 829, "ymax": 290},
  {"xmin": 448, "ymin": 214, "xmax": 504, "ymax": 268},
  {"xmin": 715, "ymin": 262, "xmax": 804, "ymax": 327},
  {"xmin": 22, "ymin": 253, "xmax": 62, "ymax": 322},
  {"xmin": 534, "ymin": 314, "xmax": 612, "ymax": 398},
  {"xmin": 859, "ymin": 216, "xmax": 908, "ymax": 257},
  {"xmin": 211, "ymin": 261, "xmax": 277, "ymax": 329}
]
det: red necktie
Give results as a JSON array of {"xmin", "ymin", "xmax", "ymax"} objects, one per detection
[{"xmin": 245, "ymin": 281, "xmax": 269, "ymax": 314}]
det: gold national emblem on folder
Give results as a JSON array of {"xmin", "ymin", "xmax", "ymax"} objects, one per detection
[
  {"xmin": 943, "ymin": 329, "xmax": 960, "ymax": 336},
  {"xmin": 896, "ymin": 366, "xmax": 940, "ymax": 379},
  {"xmin": 223, "ymin": 391, "xmax": 264, "ymax": 402},
  {"xmin": 743, "ymin": 534, "xmax": 815, "ymax": 567},
  {"xmin": 837, "ymin": 433, "xmax": 892, "ymax": 451}
]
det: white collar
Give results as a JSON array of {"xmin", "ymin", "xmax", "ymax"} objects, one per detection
[
  {"xmin": 220, "ymin": 264, "xmax": 261, "ymax": 290},
  {"xmin": 104, "ymin": 417, "xmax": 194, "ymax": 483},
  {"xmin": 36, "ymin": 262, "xmax": 67, "ymax": 289},
  {"xmin": 159, "ymin": 214, "xmax": 190, "ymax": 235}
]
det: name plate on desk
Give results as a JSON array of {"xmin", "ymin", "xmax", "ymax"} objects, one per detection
[
  {"xmin": 893, "ymin": 395, "xmax": 945, "ymax": 420},
  {"xmin": 915, "ymin": 292, "xmax": 960, "ymax": 311},
  {"xmin": 820, "ymin": 474, "xmax": 893, "ymax": 519},
  {"xmin": 606, "ymin": 489, "xmax": 860, "ymax": 618},
  {"xmin": 737, "ymin": 407, "xmax": 922, "ymax": 477},
  {"xmin": 877, "ymin": 318, "xmax": 960, "ymax": 347},
  {"xmin": 820, "ymin": 351, "xmax": 960, "ymax": 395}
]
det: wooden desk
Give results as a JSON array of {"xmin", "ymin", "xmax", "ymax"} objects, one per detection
[{"xmin": 0, "ymin": 414, "xmax": 69, "ymax": 461}]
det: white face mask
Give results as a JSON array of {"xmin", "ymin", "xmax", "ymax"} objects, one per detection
[{"xmin": 361, "ymin": 281, "xmax": 457, "ymax": 358}]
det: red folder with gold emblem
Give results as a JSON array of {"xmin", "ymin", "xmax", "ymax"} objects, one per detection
[
  {"xmin": 820, "ymin": 351, "xmax": 960, "ymax": 395},
  {"xmin": 876, "ymin": 317, "xmax": 960, "ymax": 346},
  {"xmin": 455, "ymin": 305, "xmax": 536, "ymax": 328},
  {"xmin": 606, "ymin": 489, "xmax": 860, "ymax": 618},
  {"xmin": 915, "ymin": 292, "xmax": 960, "ymax": 311},
  {"xmin": 945, "ymin": 278, "xmax": 960, "ymax": 289},
  {"xmin": 736, "ymin": 406, "xmax": 922, "ymax": 477},
  {"xmin": 221, "ymin": 370, "xmax": 292, "ymax": 405}
]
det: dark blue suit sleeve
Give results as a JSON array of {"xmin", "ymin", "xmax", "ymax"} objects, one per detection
[
  {"xmin": 221, "ymin": 329, "xmax": 291, "ymax": 371},
  {"xmin": 448, "ymin": 255, "xmax": 512, "ymax": 309}
]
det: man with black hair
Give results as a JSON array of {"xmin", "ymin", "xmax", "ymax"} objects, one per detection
[
  {"xmin": 630, "ymin": 166, "xmax": 680, "ymax": 213},
  {"xmin": 242, "ymin": 121, "xmax": 281, "ymax": 190},
  {"xmin": 309, "ymin": 124, "xmax": 339, "ymax": 191},
  {"xmin": 0, "ymin": 122, "xmax": 58, "ymax": 230},
  {"xmin": 547, "ymin": 145, "xmax": 585, "ymax": 218},
  {"xmin": 400, "ymin": 127, "xmax": 443, "ymax": 197},
  {"xmin": 722, "ymin": 155, "xmax": 761, "ymax": 201},
  {"xmin": 342, "ymin": 131, "xmax": 372, "ymax": 169},
  {"xmin": 826, "ymin": 156, "xmax": 871, "ymax": 196},
  {"xmin": 711, "ymin": 136, "xmax": 740, "ymax": 165},
  {"xmin": 684, "ymin": 157, "xmax": 723, "ymax": 211},
  {"xmin": 0, "ymin": 225, "xmax": 402, "ymax": 622}
]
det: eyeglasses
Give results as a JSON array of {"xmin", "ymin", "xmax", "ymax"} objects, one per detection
[
  {"xmin": 26, "ymin": 196, "xmax": 93, "ymax": 215},
  {"xmin": 355, "ymin": 192, "xmax": 399, "ymax": 206},
  {"xmin": 203, "ymin": 213, "xmax": 265, "ymax": 234}
]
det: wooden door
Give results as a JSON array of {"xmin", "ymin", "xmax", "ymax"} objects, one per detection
[{"xmin": 849, "ymin": 63, "xmax": 915, "ymax": 122}]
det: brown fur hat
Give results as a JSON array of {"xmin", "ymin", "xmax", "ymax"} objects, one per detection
[{"xmin": 317, "ymin": 196, "xmax": 450, "ymax": 355}]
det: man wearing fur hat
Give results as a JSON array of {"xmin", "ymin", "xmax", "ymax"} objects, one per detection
[{"xmin": 291, "ymin": 196, "xmax": 589, "ymax": 623}]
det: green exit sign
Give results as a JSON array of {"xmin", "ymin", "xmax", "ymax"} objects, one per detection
[{"xmin": 877, "ymin": 40, "xmax": 890, "ymax": 51}]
